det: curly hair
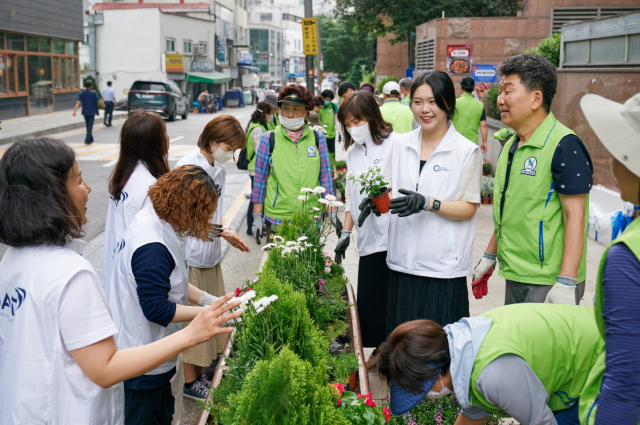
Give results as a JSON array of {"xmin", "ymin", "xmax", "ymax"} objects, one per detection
[
  {"xmin": 0, "ymin": 138, "xmax": 82, "ymax": 247},
  {"xmin": 277, "ymin": 84, "xmax": 314, "ymax": 110},
  {"xmin": 498, "ymin": 53, "xmax": 557, "ymax": 112},
  {"xmin": 148, "ymin": 165, "xmax": 218, "ymax": 241}
]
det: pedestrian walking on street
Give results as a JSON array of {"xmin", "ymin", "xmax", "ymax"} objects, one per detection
[
  {"xmin": 380, "ymin": 303, "xmax": 604, "ymax": 425},
  {"xmin": 319, "ymin": 89, "xmax": 339, "ymax": 153},
  {"xmin": 102, "ymin": 80, "xmax": 116, "ymax": 127},
  {"xmin": 103, "ymin": 111, "xmax": 170, "ymax": 296},
  {"xmin": 175, "ymin": 115, "xmax": 250, "ymax": 401},
  {"xmin": 379, "ymin": 81, "xmax": 414, "ymax": 134},
  {"xmin": 265, "ymin": 94, "xmax": 280, "ymax": 130},
  {"xmin": 0, "ymin": 139, "xmax": 242, "ymax": 425},
  {"xmin": 251, "ymin": 84, "xmax": 336, "ymax": 244},
  {"xmin": 338, "ymin": 81, "xmax": 357, "ymax": 101},
  {"xmin": 307, "ymin": 96, "xmax": 324, "ymax": 128},
  {"xmin": 246, "ymin": 102, "xmax": 273, "ymax": 236},
  {"xmin": 73, "ymin": 79, "xmax": 105, "ymax": 144},
  {"xmin": 472, "ymin": 54, "xmax": 593, "ymax": 306},
  {"xmin": 578, "ymin": 92, "xmax": 640, "ymax": 425},
  {"xmin": 399, "ymin": 77, "xmax": 413, "ymax": 107},
  {"xmin": 386, "ymin": 71, "xmax": 482, "ymax": 332},
  {"xmin": 336, "ymin": 91, "xmax": 400, "ymax": 348},
  {"xmin": 451, "ymin": 77, "xmax": 489, "ymax": 153},
  {"xmin": 197, "ymin": 90, "xmax": 209, "ymax": 113}
]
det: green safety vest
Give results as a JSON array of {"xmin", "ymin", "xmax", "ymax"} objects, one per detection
[
  {"xmin": 380, "ymin": 100, "xmax": 414, "ymax": 134},
  {"xmin": 493, "ymin": 112, "xmax": 589, "ymax": 285},
  {"xmin": 451, "ymin": 93, "xmax": 484, "ymax": 144},
  {"xmin": 267, "ymin": 114, "xmax": 280, "ymax": 131},
  {"xmin": 318, "ymin": 103, "xmax": 337, "ymax": 138},
  {"xmin": 469, "ymin": 304, "xmax": 604, "ymax": 417},
  {"xmin": 264, "ymin": 125, "xmax": 321, "ymax": 221},
  {"xmin": 246, "ymin": 121, "xmax": 267, "ymax": 171},
  {"xmin": 579, "ymin": 217, "xmax": 640, "ymax": 425}
]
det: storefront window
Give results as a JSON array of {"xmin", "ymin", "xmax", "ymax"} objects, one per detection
[
  {"xmin": 52, "ymin": 39, "xmax": 65, "ymax": 54},
  {"xmin": 0, "ymin": 33, "xmax": 4, "ymax": 50},
  {"xmin": 72, "ymin": 58, "xmax": 78, "ymax": 88},
  {"xmin": 27, "ymin": 36, "xmax": 38, "ymax": 52},
  {"xmin": 65, "ymin": 41, "xmax": 77, "ymax": 55},
  {"xmin": 28, "ymin": 55, "xmax": 53, "ymax": 114},
  {"xmin": 60, "ymin": 58, "xmax": 67, "ymax": 89},
  {"xmin": 0, "ymin": 55, "xmax": 6, "ymax": 94},
  {"xmin": 7, "ymin": 55, "xmax": 14, "ymax": 93},
  {"xmin": 6, "ymin": 33, "xmax": 24, "ymax": 51},
  {"xmin": 52, "ymin": 58, "xmax": 58, "ymax": 89},
  {"xmin": 17, "ymin": 56, "xmax": 25, "ymax": 92},
  {"xmin": 66, "ymin": 58, "xmax": 71, "ymax": 89},
  {"xmin": 39, "ymin": 37, "xmax": 51, "ymax": 53}
]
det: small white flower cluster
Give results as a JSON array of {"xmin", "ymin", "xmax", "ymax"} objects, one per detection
[
  {"xmin": 300, "ymin": 186, "xmax": 327, "ymax": 195},
  {"xmin": 310, "ymin": 125, "xmax": 327, "ymax": 134},
  {"xmin": 261, "ymin": 235, "xmax": 314, "ymax": 258},
  {"xmin": 318, "ymin": 194, "xmax": 344, "ymax": 208},
  {"xmin": 220, "ymin": 290, "xmax": 279, "ymax": 326}
]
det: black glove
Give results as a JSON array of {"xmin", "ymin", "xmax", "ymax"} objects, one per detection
[
  {"xmin": 328, "ymin": 210, "xmax": 342, "ymax": 238},
  {"xmin": 357, "ymin": 198, "xmax": 380, "ymax": 227},
  {"xmin": 334, "ymin": 230, "xmax": 352, "ymax": 265},
  {"xmin": 389, "ymin": 189, "xmax": 426, "ymax": 217}
]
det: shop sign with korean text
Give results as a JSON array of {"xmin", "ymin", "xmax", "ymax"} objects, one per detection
[
  {"xmin": 165, "ymin": 53, "xmax": 184, "ymax": 73},
  {"xmin": 302, "ymin": 18, "xmax": 319, "ymax": 55},
  {"xmin": 446, "ymin": 45, "xmax": 472, "ymax": 76},
  {"xmin": 472, "ymin": 64, "xmax": 498, "ymax": 83}
]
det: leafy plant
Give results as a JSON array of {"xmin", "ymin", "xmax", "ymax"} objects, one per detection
[
  {"xmin": 224, "ymin": 348, "xmax": 350, "ymax": 425},
  {"xmin": 328, "ymin": 347, "xmax": 359, "ymax": 385},
  {"xmin": 482, "ymin": 176, "xmax": 495, "ymax": 196},
  {"xmin": 333, "ymin": 386, "xmax": 391, "ymax": 425},
  {"xmin": 347, "ymin": 165, "xmax": 389, "ymax": 199},
  {"xmin": 524, "ymin": 32, "xmax": 561, "ymax": 67},
  {"xmin": 484, "ymin": 84, "xmax": 501, "ymax": 120},
  {"xmin": 377, "ymin": 76, "xmax": 398, "ymax": 95}
]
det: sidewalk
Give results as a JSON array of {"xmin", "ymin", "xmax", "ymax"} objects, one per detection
[{"xmin": 0, "ymin": 109, "xmax": 128, "ymax": 145}]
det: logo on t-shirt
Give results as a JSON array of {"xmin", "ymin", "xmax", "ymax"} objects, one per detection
[
  {"xmin": 114, "ymin": 239, "xmax": 126, "ymax": 255},
  {"xmin": 374, "ymin": 159, "xmax": 383, "ymax": 165},
  {"xmin": 110, "ymin": 191, "xmax": 129, "ymax": 207},
  {"xmin": 433, "ymin": 165, "xmax": 449, "ymax": 172},
  {"xmin": 1, "ymin": 287, "xmax": 27, "ymax": 318},
  {"xmin": 521, "ymin": 157, "xmax": 537, "ymax": 176},
  {"xmin": 307, "ymin": 145, "xmax": 317, "ymax": 157}
]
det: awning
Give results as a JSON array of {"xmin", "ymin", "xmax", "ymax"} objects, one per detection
[
  {"xmin": 185, "ymin": 71, "xmax": 232, "ymax": 84},
  {"xmin": 238, "ymin": 64, "xmax": 260, "ymax": 72}
]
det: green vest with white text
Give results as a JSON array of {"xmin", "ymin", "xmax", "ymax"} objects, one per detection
[
  {"xmin": 579, "ymin": 217, "xmax": 640, "ymax": 425},
  {"xmin": 469, "ymin": 304, "xmax": 604, "ymax": 417},
  {"xmin": 264, "ymin": 125, "xmax": 321, "ymax": 221},
  {"xmin": 451, "ymin": 93, "xmax": 484, "ymax": 144},
  {"xmin": 492, "ymin": 112, "xmax": 589, "ymax": 285}
]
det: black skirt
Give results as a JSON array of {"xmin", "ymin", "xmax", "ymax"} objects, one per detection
[
  {"xmin": 357, "ymin": 251, "xmax": 391, "ymax": 348},
  {"xmin": 385, "ymin": 269, "xmax": 469, "ymax": 336}
]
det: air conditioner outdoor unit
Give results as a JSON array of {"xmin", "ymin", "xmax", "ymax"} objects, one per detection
[{"xmin": 194, "ymin": 45, "xmax": 206, "ymax": 56}]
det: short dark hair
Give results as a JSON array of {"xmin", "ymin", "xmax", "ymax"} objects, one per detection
[
  {"xmin": 313, "ymin": 95, "xmax": 324, "ymax": 107},
  {"xmin": 410, "ymin": 71, "xmax": 456, "ymax": 120},
  {"xmin": 107, "ymin": 81, "xmax": 113, "ymax": 86},
  {"xmin": 498, "ymin": 53, "xmax": 557, "ymax": 112},
  {"xmin": 337, "ymin": 91, "xmax": 392, "ymax": 149},
  {"xmin": 0, "ymin": 138, "xmax": 82, "ymax": 247},
  {"xmin": 338, "ymin": 81, "xmax": 357, "ymax": 97},
  {"xmin": 109, "ymin": 110, "xmax": 170, "ymax": 201},
  {"xmin": 377, "ymin": 320, "xmax": 450, "ymax": 394},
  {"xmin": 321, "ymin": 89, "xmax": 334, "ymax": 100},
  {"xmin": 399, "ymin": 77, "xmax": 413, "ymax": 90},
  {"xmin": 84, "ymin": 79, "xmax": 93, "ymax": 88},
  {"xmin": 460, "ymin": 77, "xmax": 475, "ymax": 93}
]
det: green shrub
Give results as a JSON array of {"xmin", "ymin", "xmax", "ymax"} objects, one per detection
[
  {"xmin": 377, "ymin": 76, "xmax": 398, "ymax": 95},
  {"xmin": 524, "ymin": 32, "xmax": 561, "ymax": 67},
  {"xmin": 224, "ymin": 348, "xmax": 350, "ymax": 425},
  {"xmin": 484, "ymin": 84, "xmax": 501, "ymax": 120},
  {"xmin": 327, "ymin": 348, "xmax": 359, "ymax": 385}
]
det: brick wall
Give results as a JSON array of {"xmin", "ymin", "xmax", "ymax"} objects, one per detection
[
  {"xmin": 0, "ymin": 0, "xmax": 83, "ymax": 41},
  {"xmin": 376, "ymin": 33, "xmax": 409, "ymax": 81},
  {"xmin": 552, "ymin": 69, "xmax": 640, "ymax": 190}
]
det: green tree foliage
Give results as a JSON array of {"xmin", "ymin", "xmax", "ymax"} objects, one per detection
[
  {"xmin": 484, "ymin": 84, "xmax": 501, "ymax": 120},
  {"xmin": 318, "ymin": 15, "xmax": 375, "ymax": 85},
  {"xmin": 523, "ymin": 32, "xmax": 561, "ymax": 67},
  {"xmin": 224, "ymin": 348, "xmax": 350, "ymax": 425},
  {"xmin": 335, "ymin": 0, "xmax": 520, "ymax": 45}
]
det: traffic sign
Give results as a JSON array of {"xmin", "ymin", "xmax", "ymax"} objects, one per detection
[{"xmin": 302, "ymin": 18, "xmax": 319, "ymax": 55}]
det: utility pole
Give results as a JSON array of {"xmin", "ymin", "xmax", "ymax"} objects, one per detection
[
  {"xmin": 304, "ymin": 0, "xmax": 314, "ymax": 92},
  {"xmin": 316, "ymin": 24, "xmax": 322, "ymax": 95}
]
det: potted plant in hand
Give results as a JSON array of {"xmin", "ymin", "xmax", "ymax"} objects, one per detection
[{"xmin": 347, "ymin": 165, "xmax": 390, "ymax": 214}]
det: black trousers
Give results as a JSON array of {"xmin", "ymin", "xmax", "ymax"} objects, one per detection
[
  {"xmin": 326, "ymin": 137, "xmax": 335, "ymax": 154},
  {"xmin": 124, "ymin": 382, "xmax": 174, "ymax": 425},
  {"xmin": 357, "ymin": 251, "xmax": 391, "ymax": 348},
  {"xmin": 104, "ymin": 100, "xmax": 114, "ymax": 125},
  {"xmin": 247, "ymin": 175, "xmax": 255, "ymax": 231}
]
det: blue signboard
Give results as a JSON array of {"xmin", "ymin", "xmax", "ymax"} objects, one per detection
[
  {"xmin": 472, "ymin": 64, "xmax": 498, "ymax": 83},
  {"xmin": 405, "ymin": 68, "xmax": 415, "ymax": 78},
  {"xmin": 217, "ymin": 37, "xmax": 227, "ymax": 62}
]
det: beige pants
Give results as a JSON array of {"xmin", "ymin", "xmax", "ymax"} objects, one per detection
[
  {"xmin": 170, "ymin": 354, "xmax": 183, "ymax": 425},
  {"xmin": 182, "ymin": 264, "xmax": 228, "ymax": 366}
]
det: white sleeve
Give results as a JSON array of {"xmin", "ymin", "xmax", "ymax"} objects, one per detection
[
  {"xmin": 59, "ymin": 269, "xmax": 118, "ymax": 351},
  {"xmin": 456, "ymin": 147, "xmax": 482, "ymax": 203},
  {"xmin": 344, "ymin": 179, "xmax": 351, "ymax": 212},
  {"xmin": 385, "ymin": 148, "xmax": 393, "ymax": 190}
]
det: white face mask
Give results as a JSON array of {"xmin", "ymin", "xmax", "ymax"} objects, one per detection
[
  {"xmin": 212, "ymin": 145, "xmax": 235, "ymax": 164},
  {"xmin": 279, "ymin": 114, "xmax": 306, "ymax": 130},
  {"xmin": 347, "ymin": 123, "xmax": 370, "ymax": 145},
  {"xmin": 426, "ymin": 379, "xmax": 452, "ymax": 400}
]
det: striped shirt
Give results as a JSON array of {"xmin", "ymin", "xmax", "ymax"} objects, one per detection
[
  {"xmin": 598, "ymin": 242, "xmax": 640, "ymax": 425},
  {"xmin": 251, "ymin": 125, "xmax": 334, "ymax": 225}
]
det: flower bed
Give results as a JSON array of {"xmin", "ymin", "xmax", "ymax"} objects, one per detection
[{"xmin": 196, "ymin": 188, "xmax": 374, "ymax": 424}]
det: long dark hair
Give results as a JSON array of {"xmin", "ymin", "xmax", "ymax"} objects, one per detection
[
  {"xmin": 337, "ymin": 91, "xmax": 392, "ymax": 149},
  {"xmin": 109, "ymin": 110, "xmax": 170, "ymax": 201},
  {"xmin": 247, "ymin": 101, "xmax": 273, "ymax": 132},
  {"xmin": 0, "ymin": 138, "xmax": 82, "ymax": 247},
  {"xmin": 410, "ymin": 71, "xmax": 456, "ymax": 120}
]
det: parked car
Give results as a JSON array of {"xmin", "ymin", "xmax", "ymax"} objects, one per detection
[{"xmin": 127, "ymin": 80, "xmax": 189, "ymax": 121}]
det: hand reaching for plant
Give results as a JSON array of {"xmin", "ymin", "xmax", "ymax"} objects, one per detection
[
  {"xmin": 185, "ymin": 293, "xmax": 242, "ymax": 346},
  {"xmin": 357, "ymin": 198, "xmax": 380, "ymax": 227}
]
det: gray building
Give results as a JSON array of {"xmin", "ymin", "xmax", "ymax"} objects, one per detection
[{"xmin": 0, "ymin": 0, "xmax": 84, "ymax": 118}]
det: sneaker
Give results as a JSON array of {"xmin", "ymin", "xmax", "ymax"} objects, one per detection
[
  {"xmin": 199, "ymin": 374, "xmax": 212, "ymax": 388},
  {"xmin": 183, "ymin": 379, "xmax": 208, "ymax": 401},
  {"xmin": 246, "ymin": 228, "xmax": 253, "ymax": 236},
  {"xmin": 84, "ymin": 140, "xmax": 94, "ymax": 145}
]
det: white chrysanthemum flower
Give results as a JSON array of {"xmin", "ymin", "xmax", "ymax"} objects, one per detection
[
  {"xmin": 305, "ymin": 242, "xmax": 313, "ymax": 248},
  {"xmin": 313, "ymin": 186, "xmax": 326, "ymax": 194},
  {"xmin": 273, "ymin": 235, "xmax": 284, "ymax": 243},
  {"xmin": 286, "ymin": 241, "xmax": 297, "ymax": 247},
  {"xmin": 301, "ymin": 187, "xmax": 315, "ymax": 193},
  {"xmin": 297, "ymin": 236, "xmax": 308, "ymax": 242},
  {"xmin": 290, "ymin": 246, "xmax": 299, "ymax": 253},
  {"xmin": 269, "ymin": 295, "xmax": 279, "ymax": 302},
  {"xmin": 261, "ymin": 245, "xmax": 271, "ymax": 252},
  {"xmin": 329, "ymin": 201, "xmax": 344, "ymax": 207},
  {"xmin": 325, "ymin": 194, "xmax": 337, "ymax": 202},
  {"xmin": 314, "ymin": 249, "xmax": 318, "ymax": 252},
  {"xmin": 301, "ymin": 247, "xmax": 306, "ymax": 251},
  {"xmin": 312, "ymin": 207, "xmax": 321, "ymax": 212},
  {"xmin": 298, "ymin": 195, "xmax": 308, "ymax": 201},
  {"xmin": 313, "ymin": 215, "xmax": 320, "ymax": 219},
  {"xmin": 318, "ymin": 198, "xmax": 329, "ymax": 205},
  {"xmin": 255, "ymin": 306, "xmax": 266, "ymax": 314}
]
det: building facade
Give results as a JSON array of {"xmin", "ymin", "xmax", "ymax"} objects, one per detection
[{"xmin": 0, "ymin": 0, "xmax": 83, "ymax": 119}]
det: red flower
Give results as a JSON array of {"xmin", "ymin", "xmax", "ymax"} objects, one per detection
[
  {"xmin": 331, "ymin": 383, "xmax": 345, "ymax": 396},
  {"xmin": 358, "ymin": 394, "xmax": 365, "ymax": 399},
  {"xmin": 365, "ymin": 398, "xmax": 377, "ymax": 408},
  {"xmin": 383, "ymin": 406, "xmax": 391, "ymax": 422},
  {"xmin": 336, "ymin": 398, "xmax": 341, "ymax": 406}
]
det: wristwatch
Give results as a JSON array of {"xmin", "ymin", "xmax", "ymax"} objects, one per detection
[{"xmin": 431, "ymin": 199, "xmax": 441, "ymax": 211}]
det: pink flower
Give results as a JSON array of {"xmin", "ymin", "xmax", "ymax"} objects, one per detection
[
  {"xmin": 336, "ymin": 398, "xmax": 341, "ymax": 406},
  {"xmin": 325, "ymin": 259, "xmax": 332, "ymax": 267},
  {"xmin": 324, "ymin": 267, "xmax": 331, "ymax": 273},
  {"xmin": 383, "ymin": 406, "xmax": 391, "ymax": 422},
  {"xmin": 365, "ymin": 398, "xmax": 376, "ymax": 408}
]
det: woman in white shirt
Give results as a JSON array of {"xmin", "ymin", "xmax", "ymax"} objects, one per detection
[
  {"xmin": 103, "ymin": 110, "xmax": 170, "ymax": 295},
  {"xmin": 0, "ymin": 138, "xmax": 241, "ymax": 425},
  {"xmin": 334, "ymin": 90, "xmax": 398, "ymax": 348},
  {"xmin": 386, "ymin": 71, "xmax": 482, "ymax": 334},
  {"xmin": 175, "ymin": 115, "xmax": 250, "ymax": 399}
]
